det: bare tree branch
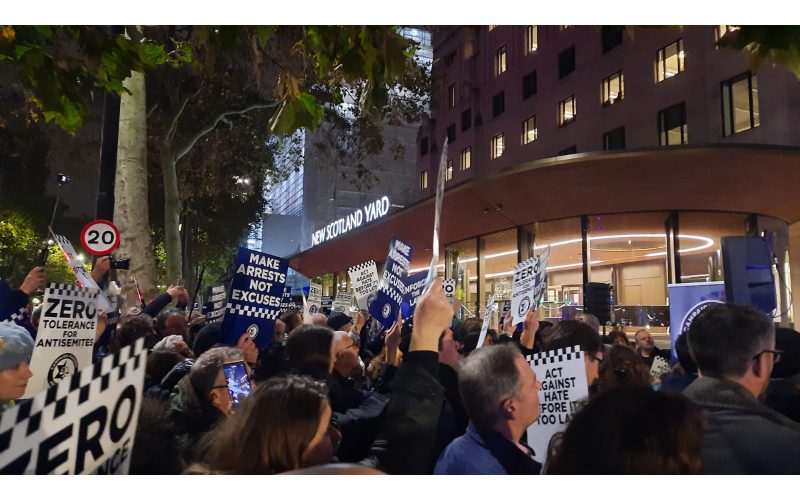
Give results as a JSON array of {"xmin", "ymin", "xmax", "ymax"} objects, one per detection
[
  {"xmin": 167, "ymin": 83, "xmax": 204, "ymax": 142},
  {"xmin": 174, "ymin": 102, "xmax": 278, "ymax": 162}
]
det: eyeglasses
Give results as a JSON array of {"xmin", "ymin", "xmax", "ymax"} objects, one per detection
[
  {"xmin": 753, "ymin": 349, "xmax": 783, "ymax": 364},
  {"xmin": 211, "ymin": 373, "xmax": 255, "ymax": 390},
  {"xmin": 587, "ymin": 352, "xmax": 604, "ymax": 365},
  {"xmin": 336, "ymin": 342, "xmax": 359, "ymax": 355}
]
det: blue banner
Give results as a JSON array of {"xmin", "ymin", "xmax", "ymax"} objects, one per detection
[
  {"xmin": 667, "ymin": 282, "xmax": 725, "ymax": 362},
  {"xmin": 221, "ymin": 248, "xmax": 289, "ymax": 349},
  {"xmin": 369, "ymin": 238, "xmax": 413, "ymax": 329},
  {"xmin": 400, "ymin": 272, "xmax": 428, "ymax": 319}
]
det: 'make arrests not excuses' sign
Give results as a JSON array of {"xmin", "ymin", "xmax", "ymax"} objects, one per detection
[
  {"xmin": 369, "ymin": 239, "xmax": 413, "ymax": 329},
  {"xmin": 221, "ymin": 248, "xmax": 288, "ymax": 349},
  {"xmin": 348, "ymin": 261, "xmax": 379, "ymax": 310},
  {"xmin": 25, "ymin": 284, "xmax": 99, "ymax": 398},
  {"xmin": 526, "ymin": 345, "xmax": 589, "ymax": 462}
]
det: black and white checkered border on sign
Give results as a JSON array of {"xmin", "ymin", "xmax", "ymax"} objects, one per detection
[
  {"xmin": 225, "ymin": 303, "xmax": 281, "ymax": 320},
  {"xmin": 348, "ymin": 260, "xmax": 376, "ymax": 274},
  {"xmin": 0, "ymin": 337, "xmax": 145, "ymax": 450},
  {"xmin": 46, "ymin": 283, "xmax": 99, "ymax": 300},
  {"xmin": 514, "ymin": 256, "xmax": 535, "ymax": 273},
  {"xmin": 527, "ymin": 345, "xmax": 583, "ymax": 366}
]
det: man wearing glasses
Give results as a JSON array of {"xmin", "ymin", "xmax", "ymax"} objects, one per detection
[{"xmin": 684, "ymin": 303, "xmax": 800, "ymax": 474}]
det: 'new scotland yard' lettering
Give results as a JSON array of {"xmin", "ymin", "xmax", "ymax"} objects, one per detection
[{"xmin": 311, "ymin": 196, "xmax": 391, "ymax": 247}]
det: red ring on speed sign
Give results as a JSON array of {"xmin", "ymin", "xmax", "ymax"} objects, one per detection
[{"xmin": 80, "ymin": 219, "xmax": 121, "ymax": 256}]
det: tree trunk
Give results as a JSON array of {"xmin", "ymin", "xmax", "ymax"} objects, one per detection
[
  {"xmin": 113, "ymin": 70, "xmax": 157, "ymax": 307},
  {"xmin": 161, "ymin": 144, "xmax": 183, "ymax": 283}
]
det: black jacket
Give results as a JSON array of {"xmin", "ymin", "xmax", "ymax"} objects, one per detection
[
  {"xmin": 167, "ymin": 376, "xmax": 224, "ymax": 463},
  {"xmin": 683, "ymin": 376, "xmax": 800, "ymax": 474},
  {"xmin": 369, "ymin": 351, "xmax": 466, "ymax": 474}
]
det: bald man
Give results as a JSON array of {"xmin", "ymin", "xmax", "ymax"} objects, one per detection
[{"xmin": 311, "ymin": 313, "xmax": 328, "ymax": 327}]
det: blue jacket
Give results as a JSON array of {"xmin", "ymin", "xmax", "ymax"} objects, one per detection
[{"xmin": 434, "ymin": 422, "xmax": 542, "ymax": 475}]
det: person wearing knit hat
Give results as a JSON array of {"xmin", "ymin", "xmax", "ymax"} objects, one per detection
[
  {"xmin": 327, "ymin": 312, "xmax": 354, "ymax": 332},
  {"xmin": 0, "ymin": 322, "xmax": 34, "ymax": 410}
]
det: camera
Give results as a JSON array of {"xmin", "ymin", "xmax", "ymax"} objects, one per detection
[
  {"xmin": 109, "ymin": 256, "xmax": 131, "ymax": 270},
  {"xmin": 56, "ymin": 173, "xmax": 71, "ymax": 187}
]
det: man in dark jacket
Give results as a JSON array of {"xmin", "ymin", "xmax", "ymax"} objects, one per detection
[
  {"xmin": 683, "ymin": 303, "xmax": 800, "ymax": 474},
  {"xmin": 434, "ymin": 343, "xmax": 543, "ymax": 474}
]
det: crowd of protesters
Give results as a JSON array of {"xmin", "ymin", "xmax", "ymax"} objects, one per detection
[{"xmin": 1, "ymin": 258, "xmax": 800, "ymax": 475}]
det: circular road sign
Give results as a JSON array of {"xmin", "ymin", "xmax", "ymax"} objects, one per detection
[{"xmin": 80, "ymin": 219, "xmax": 121, "ymax": 256}]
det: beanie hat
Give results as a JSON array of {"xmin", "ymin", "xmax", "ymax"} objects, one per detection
[
  {"xmin": 192, "ymin": 323, "xmax": 222, "ymax": 358},
  {"xmin": 327, "ymin": 312, "xmax": 353, "ymax": 331},
  {"xmin": 0, "ymin": 323, "xmax": 34, "ymax": 372}
]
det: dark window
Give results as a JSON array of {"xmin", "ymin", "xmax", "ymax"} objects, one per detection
[
  {"xmin": 447, "ymin": 124, "xmax": 456, "ymax": 144},
  {"xmin": 523, "ymin": 70, "xmax": 538, "ymax": 99},
  {"xmin": 601, "ymin": 26, "xmax": 624, "ymax": 53},
  {"xmin": 461, "ymin": 109, "xmax": 472, "ymax": 132},
  {"xmin": 603, "ymin": 127, "xmax": 626, "ymax": 150},
  {"xmin": 721, "ymin": 71, "xmax": 759, "ymax": 136},
  {"xmin": 658, "ymin": 102, "xmax": 688, "ymax": 145},
  {"xmin": 492, "ymin": 92, "xmax": 505, "ymax": 118},
  {"xmin": 558, "ymin": 146, "xmax": 577, "ymax": 156},
  {"xmin": 445, "ymin": 51, "xmax": 457, "ymax": 67},
  {"xmin": 420, "ymin": 137, "xmax": 429, "ymax": 156},
  {"xmin": 559, "ymin": 45, "xmax": 576, "ymax": 78}
]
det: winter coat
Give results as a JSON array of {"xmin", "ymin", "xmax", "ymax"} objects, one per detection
[
  {"xmin": 434, "ymin": 422, "xmax": 542, "ymax": 475},
  {"xmin": 167, "ymin": 376, "xmax": 224, "ymax": 463},
  {"xmin": 683, "ymin": 376, "xmax": 800, "ymax": 474}
]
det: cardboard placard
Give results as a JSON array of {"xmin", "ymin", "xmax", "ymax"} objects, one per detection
[
  {"xmin": 220, "ymin": 247, "xmax": 288, "ymax": 349},
  {"xmin": 307, "ymin": 283, "xmax": 323, "ymax": 315},
  {"xmin": 348, "ymin": 261, "xmax": 379, "ymax": 310},
  {"xmin": 0, "ymin": 339, "xmax": 147, "ymax": 474},
  {"xmin": 443, "ymin": 279, "xmax": 456, "ymax": 305},
  {"xmin": 511, "ymin": 247, "xmax": 551, "ymax": 326},
  {"xmin": 526, "ymin": 345, "xmax": 590, "ymax": 463},
  {"xmin": 400, "ymin": 272, "xmax": 428, "ymax": 319},
  {"xmin": 332, "ymin": 293, "xmax": 353, "ymax": 314},
  {"xmin": 203, "ymin": 284, "xmax": 227, "ymax": 324},
  {"xmin": 369, "ymin": 238, "xmax": 413, "ymax": 329},
  {"xmin": 477, "ymin": 293, "xmax": 496, "ymax": 348},
  {"xmin": 24, "ymin": 284, "xmax": 99, "ymax": 398}
]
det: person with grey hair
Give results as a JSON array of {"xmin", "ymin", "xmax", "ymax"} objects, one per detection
[
  {"xmin": 576, "ymin": 312, "xmax": 600, "ymax": 333},
  {"xmin": 684, "ymin": 303, "xmax": 800, "ymax": 474},
  {"xmin": 0, "ymin": 323, "xmax": 34, "ymax": 411},
  {"xmin": 434, "ymin": 343, "xmax": 543, "ymax": 474}
]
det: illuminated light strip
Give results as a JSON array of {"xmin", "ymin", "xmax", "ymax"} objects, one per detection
[
  {"xmin": 469, "ymin": 260, "xmax": 604, "ymax": 280},
  {"xmin": 407, "ymin": 264, "xmax": 445, "ymax": 274}
]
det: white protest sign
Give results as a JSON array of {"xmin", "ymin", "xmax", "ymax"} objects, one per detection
[
  {"xmin": 52, "ymin": 233, "xmax": 111, "ymax": 312},
  {"xmin": 511, "ymin": 247, "xmax": 551, "ymax": 326},
  {"xmin": 307, "ymin": 283, "xmax": 323, "ymax": 314},
  {"xmin": 650, "ymin": 355, "xmax": 671, "ymax": 380},
  {"xmin": 333, "ymin": 293, "xmax": 353, "ymax": 313},
  {"xmin": 348, "ymin": 260, "xmax": 379, "ymax": 310},
  {"xmin": 24, "ymin": 284, "xmax": 99, "ymax": 398},
  {"xmin": 0, "ymin": 339, "xmax": 147, "ymax": 474},
  {"xmin": 302, "ymin": 293, "xmax": 312, "ymax": 325},
  {"xmin": 443, "ymin": 279, "xmax": 456, "ymax": 305},
  {"xmin": 477, "ymin": 293, "xmax": 496, "ymax": 348},
  {"xmin": 423, "ymin": 137, "xmax": 448, "ymax": 292},
  {"xmin": 526, "ymin": 345, "xmax": 589, "ymax": 463}
]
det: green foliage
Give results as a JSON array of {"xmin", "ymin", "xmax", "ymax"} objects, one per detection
[
  {"xmin": 717, "ymin": 26, "xmax": 800, "ymax": 78},
  {"xmin": 0, "ymin": 210, "xmax": 73, "ymax": 285}
]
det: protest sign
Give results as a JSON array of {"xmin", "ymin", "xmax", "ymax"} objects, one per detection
[
  {"xmin": 203, "ymin": 284, "xmax": 227, "ymax": 324},
  {"xmin": 650, "ymin": 355, "xmax": 672, "ymax": 380},
  {"xmin": 0, "ymin": 338, "xmax": 147, "ymax": 474},
  {"xmin": 443, "ymin": 279, "xmax": 456, "ymax": 305},
  {"xmin": 400, "ymin": 272, "xmax": 428, "ymax": 319},
  {"xmin": 511, "ymin": 247, "xmax": 551, "ymax": 326},
  {"xmin": 220, "ymin": 247, "xmax": 288, "ymax": 349},
  {"xmin": 333, "ymin": 293, "xmax": 353, "ymax": 314},
  {"xmin": 667, "ymin": 282, "xmax": 725, "ymax": 362},
  {"xmin": 348, "ymin": 260, "xmax": 379, "ymax": 310},
  {"xmin": 477, "ymin": 293, "xmax": 496, "ymax": 348},
  {"xmin": 321, "ymin": 295, "xmax": 333, "ymax": 310},
  {"xmin": 302, "ymin": 293, "xmax": 312, "ymax": 325},
  {"xmin": 369, "ymin": 238, "xmax": 413, "ymax": 329},
  {"xmin": 24, "ymin": 284, "xmax": 99, "ymax": 398},
  {"xmin": 280, "ymin": 288, "xmax": 293, "ymax": 313},
  {"xmin": 500, "ymin": 301, "xmax": 512, "ymax": 321},
  {"xmin": 307, "ymin": 283, "xmax": 323, "ymax": 314},
  {"xmin": 52, "ymin": 233, "xmax": 111, "ymax": 311},
  {"xmin": 526, "ymin": 345, "xmax": 590, "ymax": 462},
  {"xmin": 423, "ymin": 137, "xmax": 448, "ymax": 292}
]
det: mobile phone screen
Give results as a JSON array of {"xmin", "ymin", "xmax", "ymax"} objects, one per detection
[{"xmin": 222, "ymin": 360, "xmax": 252, "ymax": 409}]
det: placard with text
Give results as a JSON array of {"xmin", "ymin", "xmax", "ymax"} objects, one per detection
[{"xmin": 369, "ymin": 239, "xmax": 413, "ymax": 329}]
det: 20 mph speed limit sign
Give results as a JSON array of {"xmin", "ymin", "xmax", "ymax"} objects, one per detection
[{"xmin": 80, "ymin": 220, "xmax": 121, "ymax": 256}]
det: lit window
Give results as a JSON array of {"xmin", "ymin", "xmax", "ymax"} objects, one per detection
[
  {"xmin": 655, "ymin": 39, "xmax": 685, "ymax": 82},
  {"xmin": 489, "ymin": 25, "xmax": 497, "ymax": 31},
  {"xmin": 560, "ymin": 25, "xmax": 571, "ymax": 31},
  {"xmin": 495, "ymin": 45, "xmax": 507, "ymax": 76},
  {"xmin": 559, "ymin": 96, "xmax": 576, "ymax": 126},
  {"xmin": 446, "ymin": 159, "xmax": 454, "ymax": 181},
  {"xmin": 460, "ymin": 147, "xmax": 471, "ymax": 170},
  {"xmin": 526, "ymin": 25, "xmax": 538, "ymax": 54},
  {"xmin": 658, "ymin": 102, "xmax": 687, "ymax": 146},
  {"xmin": 522, "ymin": 116, "xmax": 537, "ymax": 144},
  {"xmin": 420, "ymin": 170, "xmax": 429, "ymax": 190},
  {"xmin": 722, "ymin": 72, "xmax": 759, "ymax": 136},
  {"xmin": 716, "ymin": 25, "xmax": 740, "ymax": 42},
  {"xmin": 602, "ymin": 71, "xmax": 624, "ymax": 105},
  {"xmin": 448, "ymin": 84, "xmax": 456, "ymax": 109},
  {"xmin": 603, "ymin": 127, "xmax": 625, "ymax": 150},
  {"xmin": 491, "ymin": 133, "xmax": 505, "ymax": 159}
]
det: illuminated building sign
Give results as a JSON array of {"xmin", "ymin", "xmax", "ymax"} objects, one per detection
[{"xmin": 310, "ymin": 196, "xmax": 391, "ymax": 247}]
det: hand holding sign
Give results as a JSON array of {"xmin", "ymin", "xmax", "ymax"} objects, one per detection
[
  {"xmin": 520, "ymin": 308, "xmax": 540, "ymax": 350},
  {"xmin": 501, "ymin": 310, "xmax": 516, "ymax": 336},
  {"xmin": 411, "ymin": 277, "xmax": 453, "ymax": 353},
  {"xmin": 19, "ymin": 266, "xmax": 46, "ymax": 295}
]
